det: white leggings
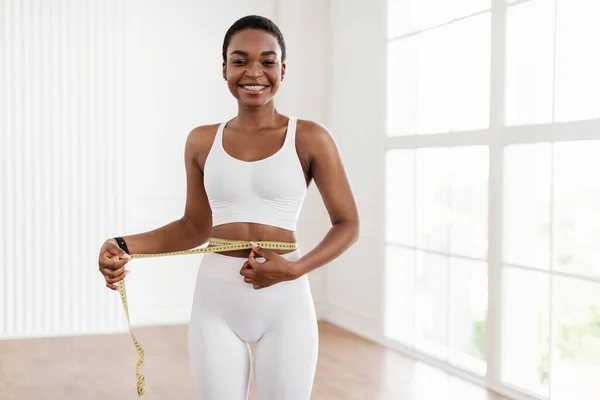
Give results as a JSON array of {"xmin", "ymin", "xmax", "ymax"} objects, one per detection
[{"xmin": 188, "ymin": 249, "xmax": 319, "ymax": 400}]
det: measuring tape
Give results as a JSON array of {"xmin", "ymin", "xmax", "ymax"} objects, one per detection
[{"xmin": 116, "ymin": 237, "xmax": 298, "ymax": 397}]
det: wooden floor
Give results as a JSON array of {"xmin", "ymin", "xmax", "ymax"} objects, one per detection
[{"xmin": 0, "ymin": 321, "xmax": 507, "ymax": 400}]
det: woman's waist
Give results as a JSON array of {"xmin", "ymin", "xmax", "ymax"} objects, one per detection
[
  {"xmin": 198, "ymin": 247, "xmax": 303, "ymax": 284},
  {"xmin": 209, "ymin": 223, "xmax": 297, "ymax": 258}
]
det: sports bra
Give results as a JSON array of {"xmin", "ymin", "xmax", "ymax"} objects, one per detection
[{"xmin": 203, "ymin": 117, "xmax": 307, "ymax": 231}]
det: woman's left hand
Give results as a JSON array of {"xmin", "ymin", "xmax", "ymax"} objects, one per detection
[{"xmin": 239, "ymin": 242, "xmax": 302, "ymax": 289}]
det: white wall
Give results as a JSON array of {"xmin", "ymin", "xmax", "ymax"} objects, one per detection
[{"xmin": 321, "ymin": 0, "xmax": 388, "ymax": 339}]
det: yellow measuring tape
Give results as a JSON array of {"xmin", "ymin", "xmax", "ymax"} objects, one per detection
[{"xmin": 116, "ymin": 237, "xmax": 298, "ymax": 397}]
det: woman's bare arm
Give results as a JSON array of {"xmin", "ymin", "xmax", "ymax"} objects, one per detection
[{"xmin": 293, "ymin": 121, "xmax": 360, "ymax": 276}]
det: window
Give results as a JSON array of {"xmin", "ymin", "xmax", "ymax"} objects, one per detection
[
  {"xmin": 386, "ymin": 1, "xmax": 491, "ymax": 136},
  {"xmin": 503, "ymin": 141, "xmax": 600, "ymax": 398},
  {"xmin": 386, "ymin": 1, "xmax": 600, "ymax": 400},
  {"xmin": 386, "ymin": 146, "xmax": 489, "ymax": 375}
]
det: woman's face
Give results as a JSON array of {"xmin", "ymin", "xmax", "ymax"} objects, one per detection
[{"xmin": 222, "ymin": 29, "xmax": 286, "ymax": 108}]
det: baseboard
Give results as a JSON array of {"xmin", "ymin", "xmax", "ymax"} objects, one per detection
[{"xmin": 320, "ymin": 303, "xmax": 383, "ymax": 344}]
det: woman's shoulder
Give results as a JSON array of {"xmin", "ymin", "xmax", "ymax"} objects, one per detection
[
  {"xmin": 292, "ymin": 119, "xmax": 340, "ymax": 167},
  {"xmin": 187, "ymin": 123, "xmax": 221, "ymax": 147},
  {"xmin": 295, "ymin": 118, "xmax": 329, "ymax": 135},
  {"xmin": 185, "ymin": 123, "xmax": 222, "ymax": 165},
  {"xmin": 188, "ymin": 123, "xmax": 221, "ymax": 138},
  {"xmin": 295, "ymin": 118, "xmax": 337, "ymax": 149}
]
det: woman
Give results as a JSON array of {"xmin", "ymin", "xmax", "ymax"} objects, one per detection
[{"xmin": 98, "ymin": 15, "xmax": 359, "ymax": 400}]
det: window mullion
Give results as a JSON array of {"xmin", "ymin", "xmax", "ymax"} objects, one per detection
[
  {"xmin": 487, "ymin": 0, "xmax": 507, "ymax": 393},
  {"xmin": 548, "ymin": 142, "xmax": 555, "ymax": 400}
]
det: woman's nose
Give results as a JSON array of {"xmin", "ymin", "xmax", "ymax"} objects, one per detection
[{"xmin": 246, "ymin": 63, "xmax": 263, "ymax": 77}]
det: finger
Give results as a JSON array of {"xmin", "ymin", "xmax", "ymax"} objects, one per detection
[
  {"xmin": 250, "ymin": 241, "xmax": 264, "ymax": 256},
  {"xmin": 103, "ymin": 257, "xmax": 130, "ymax": 271},
  {"xmin": 100, "ymin": 262, "xmax": 126, "ymax": 276},
  {"xmin": 109, "ymin": 252, "xmax": 131, "ymax": 263},
  {"xmin": 98, "ymin": 258, "xmax": 129, "ymax": 270},
  {"xmin": 250, "ymin": 242, "xmax": 272, "ymax": 259},
  {"xmin": 102, "ymin": 249, "xmax": 131, "ymax": 263},
  {"xmin": 253, "ymin": 284, "xmax": 262, "ymax": 290},
  {"xmin": 105, "ymin": 275, "xmax": 125, "ymax": 290},
  {"xmin": 106, "ymin": 270, "xmax": 130, "ymax": 284},
  {"xmin": 239, "ymin": 261, "xmax": 248, "ymax": 274},
  {"xmin": 102, "ymin": 266, "xmax": 126, "ymax": 280},
  {"xmin": 250, "ymin": 242, "xmax": 276, "ymax": 259},
  {"xmin": 107, "ymin": 243, "xmax": 131, "ymax": 258},
  {"xmin": 244, "ymin": 277, "xmax": 254, "ymax": 284},
  {"xmin": 106, "ymin": 274, "xmax": 126, "ymax": 285},
  {"xmin": 247, "ymin": 252, "xmax": 260, "ymax": 268},
  {"xmin": 240, "ymin": 268, "xmax": 255, "ymax": 279}
]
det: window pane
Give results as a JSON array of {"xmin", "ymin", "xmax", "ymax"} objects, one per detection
[
  {"xmin": 502, "ymin": 267, "xmax": 550, "ymax": 398},
  {"xmin": 415, "ymin": 251, "xmax": 448, "ymax": 359},
  {"xmin": 449, "ymin": 146, "xmax": 489, "ymax": 259},
  {"xmin": 447, "ymin": 13, "xmax": 491, "ymax": 132},
  {"xmin": 416, "ymin": 146, "xmax": 488, "ymax": 257},
  {"xmin": 505, "ymin": 0, "xmax": 555, "ymax": 126},
  {"xmin": 388, "ymin": 0, "xmax": 491, "ymax": 38},
  {"xmin": 504, "ymin": 143, "xmax": 552, "ymax": 269},
  {"xmin": 449, "ymin": 258, "xmax": 488, "ymax": 375},
  {"xmin": 385, "ymin": 246, "xmax": 416, "ymax": 346},
  {"xmin": 417, "ymin": 14, "xmax": 490, "ymax": 134},
  {"xmin": 554, "ymin": 0, "xmax": 600, "ymax": 122},
  {"xmin": 553, "ymin": 141, "xmax": 600, "ymax": 279},
  {"xmin": 416, "ymin": 24, "xmax": 453, "ymax": 134},
  {"xmin": 416, "ymin": 148, "xmax": 451, "ymax": 252},
  {"xmin": 552, "ymin": 277, "xmax": 600, "ymax": 400},
  {"xmin": 387, "ymin": 38, "xmax": 418, "ymax": 136},
  {"xmin": 386, "ymin": 150, "xmax": 415, "ymax": 246}
]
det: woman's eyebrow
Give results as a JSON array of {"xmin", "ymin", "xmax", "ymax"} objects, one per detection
[{"xmin": 229, "ymin": 50, "xmax": 278, "ymax": 57}]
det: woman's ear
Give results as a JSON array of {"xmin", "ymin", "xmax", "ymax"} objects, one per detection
[
  {"xmin": 222, "ymin": 61, "xmax": 227, "ymax": 80},
  {"xmin": 281, "ymin": 62, "xmax": 286, "ymax": 81}
]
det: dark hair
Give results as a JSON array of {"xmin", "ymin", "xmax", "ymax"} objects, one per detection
[{"xmin": 222, "ymin": 15, "xmax": 286, "ymax": 63}]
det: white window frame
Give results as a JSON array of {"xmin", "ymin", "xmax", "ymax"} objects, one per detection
[{"xmin": 384, "ymin": 1, "xmax": 600, "ymax": 399}]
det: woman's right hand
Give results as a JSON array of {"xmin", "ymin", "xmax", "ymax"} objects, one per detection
[{"xmin": 98, "ymin": 238, "xmax": 132, "ymax": 290}]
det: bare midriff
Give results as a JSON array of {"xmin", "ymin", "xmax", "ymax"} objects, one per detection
[{"xmin": 209, "ymin": 222, "xmax": 298, "ymax": 258}]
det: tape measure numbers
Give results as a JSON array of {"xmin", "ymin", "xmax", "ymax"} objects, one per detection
[{"xmin": 116, "ymin": 237, "xmax": 298, "ymax": 397}]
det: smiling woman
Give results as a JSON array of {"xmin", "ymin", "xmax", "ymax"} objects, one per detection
[
  {"xmin": 223, "ymin": 21, "xmax": 286, "ymax": 108},
  {"xmin": 97, "ymin": 14, "xmax": 359, "ymax": 400}
]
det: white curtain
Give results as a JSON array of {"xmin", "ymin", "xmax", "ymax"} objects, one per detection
[{"xmin": 0, "ymin": 0, "xmax": 127, "ymax": 339}]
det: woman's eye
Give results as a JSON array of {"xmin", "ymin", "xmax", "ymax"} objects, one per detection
[
  {"xmin": 232, "ymin": 60, "xmax": 246, "ymax": 65},
  {"xmin": 263, "ymin": 60, "xmax": 276, "ymax": 66}
]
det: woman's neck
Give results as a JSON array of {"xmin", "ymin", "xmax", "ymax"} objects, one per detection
[{"xmin": 234, "ymin": 100, "xmax": 281, "ymax": 130}]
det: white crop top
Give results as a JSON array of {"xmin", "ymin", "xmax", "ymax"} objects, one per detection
[{"xmin": 203, "ymin": 117, "xmax": 307, "ymax": 231}]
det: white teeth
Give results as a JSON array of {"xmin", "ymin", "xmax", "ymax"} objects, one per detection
[{"xmin": 243, "ymin": 85, "xmax": 266, "ymax": 91}]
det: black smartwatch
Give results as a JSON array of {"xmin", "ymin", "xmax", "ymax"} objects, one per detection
[{"xmin": 114, "ymin": 237, "xmax": 130, "ymax": 254}]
